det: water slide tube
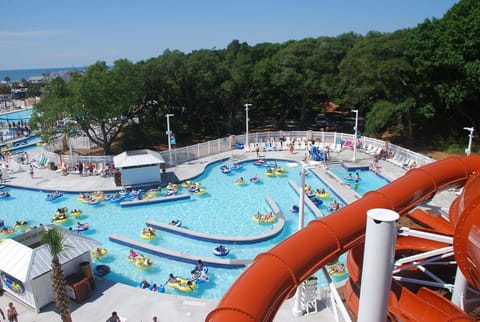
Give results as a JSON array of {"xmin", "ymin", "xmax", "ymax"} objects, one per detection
[
  {"xmin": 344, "ymin": 234, "xmax": 474, "ymax": 320},
  {"xmin": 206, "ymin": 155, "xmax": 480, "ymax": 321}
]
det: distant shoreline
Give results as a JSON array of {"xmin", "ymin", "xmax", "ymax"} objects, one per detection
[{"xmin": 0, "ymin": 66, "xmax": 86, "ymax": 82}]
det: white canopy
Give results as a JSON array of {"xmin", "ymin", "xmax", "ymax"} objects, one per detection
[
  {"xmin": 113, "ymin": 149, "xmax": 165, "ymax": 169},
  {"xmin": 0, "ymin": 226, "xmax": 100, "ymax": 282}
]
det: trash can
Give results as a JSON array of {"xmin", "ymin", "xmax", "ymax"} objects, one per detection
[
  {"xmin": 79, "ymin": 261, "xmax": 95, "ymax": 290},
  {"xmin": 306, "ymin": 130, "xmax": 314, "ymax": 142},
  {"xmin": 229, "ymin": 135, "xmax": 236, "ymax": 147},
  {"xmin": 114, "ymin": 171, "xmax": 122, "ymax": 186},
  {"xmin": 48, "ymin": 161, "xmax": 55, "ymax": 170}
]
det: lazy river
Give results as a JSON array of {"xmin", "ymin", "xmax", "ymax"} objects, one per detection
[{"xmin": 0, "ymin": 158, "xmax": 389, "ymax": 299}]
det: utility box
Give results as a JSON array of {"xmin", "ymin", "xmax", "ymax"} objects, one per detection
[{"xmin": 66, "ymin": 274, "xmax": 91, "ymax": 303}]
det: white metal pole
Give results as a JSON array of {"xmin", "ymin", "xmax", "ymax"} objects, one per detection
[
  {"xmin": 358, "ymin": 208, "xmax": 399, "ymax": 322},
  {"xmin": 463, "ymin": 127, "xmax": 474, "ymax": 156},
  {"xmin": 245, "ymin": 103, "xmax": 251, "ymax": 151},
  {"xmin": 292, "ymin": 164, "xmax": 307, "ymax": 316},
  {"xmin": 166, "ymin": 114, "xmax": 174, "ymax": 165},
  {"xmin": 352, "ymin": 109, "xmax": 359, "ymax": 162},
  {"xmin": 452, "ymin": 268, "xmax": 468, "ymax": 309}
]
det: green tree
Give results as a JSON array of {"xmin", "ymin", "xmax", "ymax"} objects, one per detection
[
  {"xmin": 27, "ymin": 83, "xmax": 42, "ymax": 97},
  {"xmin": 407, "ymin": 0, "xmax": 480, "ymax": 138},
  {"xmin": 41, "ymin": 227, "xmax": 72, "ymax": 322},
  {"xmin": 30, "ymin": 77, "xmax": 71, "ymax": 143},
  {"xmin": 33, "ymin": 60, "xmax": 146, "ymax": 154}
]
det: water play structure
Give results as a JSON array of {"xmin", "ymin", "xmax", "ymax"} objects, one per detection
[{"xmin": 206, "ymin": 155, "xmax": 480, "ymax": 321}]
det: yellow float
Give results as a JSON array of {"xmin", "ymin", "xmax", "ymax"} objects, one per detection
[
  {"xmin": 135, "ymin": 257, "xmax": 153, "ymax": 269},
  {"xmin": 167, "ymin": 277, "xmax": 197, "ymax": 292},
  {"xmin": 315, "ymin": 192, "xmax": 330, "ymax": 199},
  {"xmin": 234, "ymin": 178, "xmax": 246, "ymax": 185},
  {"xmin": 194, "ymin": 188, "xmax": 207, "ymax": 196},
  {"xmin": 0, "ymin": 228, "xmax": 15, "ymax": 236},
  {"xmin": 91, "ymin": 248, "xmax": 107, "ymax": 259},
  {"xmin": 71, "ymin": 209, "xmax": 83, "ymax": 217},
  {"xmin": 141, "ymin": 227, "xmax": 156, "ymax": 240},
  {"xmin": 13, "ymin": 221, "xmax": 29, "ymax": 230},
  {"xmin": 264, "ymin": 169, "xmax": 275, "ymax": 177},
  {"xmin": 252, "ymin": 213, "xmax": 277, "ymax": 224},
  {"xmin": 274, "ymin": 167, "xmax": 286, "ymax": 176}
]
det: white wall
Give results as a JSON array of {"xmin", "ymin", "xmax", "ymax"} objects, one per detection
[
  {"xmin": 21, "ymin": 253, "xmax": 92, "ymax": 312},
  {"xmin": 121, "ymin": 165, "xmax": 161, "ymax": 186}
]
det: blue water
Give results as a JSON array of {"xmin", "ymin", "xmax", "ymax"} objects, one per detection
[
  {"xmin": 327, "ymin": 164, "xmax": 390, "ymax": 195},
  {"xmin": 0, "ymin": 159, "xmax": 389, "ymax": 299},
  {"xmin": 0, "ymin": 108, "xmax": 33, "ymax": 125},
  {"xmin": 0, "ymin": 67, "xmax": 86, "ymax": 82}
]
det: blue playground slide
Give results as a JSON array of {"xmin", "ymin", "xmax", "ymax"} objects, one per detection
[{"xmin": 309, "ymin": 146, "xmax": 324, "ymax": 161}]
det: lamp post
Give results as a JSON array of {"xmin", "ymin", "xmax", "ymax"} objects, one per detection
[
  {"xmin": 245, "ymin": 103, "xmax": 252, "ymax": 151},
  {"xmin": 463, "ymin": 127, "xmax": 474, "ymax": 156},
  {"xmin": 166, "ymin": 114, "xmax": 174, "ymax": 165},
  {"xmin": 351, "ymin": 109, "xmax": 359, "ymax": 162},
  {"xmin": 292, "ymin": 163, "xmax": 307, "ymax": 316},
  {"xmin": 292, "ymin": 160, "xmax": 320, "ymax": 316}
]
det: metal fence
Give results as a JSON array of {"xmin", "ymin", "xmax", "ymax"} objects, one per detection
[{"xmin": 39, "ymin": 130, "xmax": 434, "ymax": 169}]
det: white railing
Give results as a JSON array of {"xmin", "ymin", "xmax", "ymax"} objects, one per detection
[{"xmin": 38, "ymin": 130, "xmax": 434, "ymax": 169}]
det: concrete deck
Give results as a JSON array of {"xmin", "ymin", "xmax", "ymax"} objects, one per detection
[{"xmin": 0, "ymin": 146, "xmax": 458, "ymax": 321}]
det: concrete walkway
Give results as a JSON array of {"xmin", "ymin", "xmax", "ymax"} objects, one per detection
[{"xmin": 0, "ymin": 146, "xmax": 457, "ymax": 321}]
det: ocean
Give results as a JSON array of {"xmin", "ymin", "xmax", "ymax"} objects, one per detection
[{"xmin": 0, "ymin": 67, "xmax": 86, "ymax": 82}]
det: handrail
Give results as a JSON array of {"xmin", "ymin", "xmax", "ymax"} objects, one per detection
[{"xmin": 38, "ymin": 130, "xmax": 435, "ymax": 168}]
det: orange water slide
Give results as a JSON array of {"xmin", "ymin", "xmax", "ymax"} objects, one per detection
[
  {"xmin": 344, "ymin": 234, "xmax": 474, "ymax": 320},
  {"xmin": 206, "ymin": 155, "xmax": 480, "ymax": 321}
]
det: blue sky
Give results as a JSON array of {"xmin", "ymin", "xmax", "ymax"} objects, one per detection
[{"xmin": 0, "ymin": 0, "xmax": 458, "ymax": 70}]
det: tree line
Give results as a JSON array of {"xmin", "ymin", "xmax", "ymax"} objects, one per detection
[{"xmin": 32, "ymin": 0, "xmax": 479, "ymax": 155}]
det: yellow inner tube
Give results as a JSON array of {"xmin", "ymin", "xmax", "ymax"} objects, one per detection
[
  {"xmin": 0, "ymin": 228, "xmax": 15, "ymax": 236},
  {"xmin": 315, "ymin": 192, "xmax": 330, "ymax": 199},
  {"xmin": 52, "ymin": 216, "xmax": 68, "ymax": 224},
  {"xmin": 14, "ymin": 222, "xmax": 29, "ymax": 229},
  {"xmin": 91, "ymin": 248, "xmax": 107, "ymax": 259},
  {"xmin": 71, "ymin": 210, "xmax": 83, "ymax": 217},
  {"xmin": 141, "ymin": 227, "xmax": 156, "ymax": 240},
  {"xmin": 135, "ymin": 258, "xmax": 153, "ymax": 269},
  {"xmin": 195, "ymin": 188, "xmax": 207, "ymax": 195},
  {"xmin": 167, "ymin": 278, "xmax": 197, "ymax": 292},
  {"xmin": 252, "ymin": 214, "xmax": 277, "ymax": 223}
]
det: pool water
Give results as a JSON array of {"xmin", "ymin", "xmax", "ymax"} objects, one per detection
[
  {"xmin": 327, "ymin": 164, "xmax": 390, "ymax": 196},
  {"xmin": 0, "ymin": 159, "xmax": 388, "ymax": 299}
]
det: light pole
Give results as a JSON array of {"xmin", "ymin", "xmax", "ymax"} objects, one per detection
[
  {"xmin": 351, "ymin": 109, "xmax": 359, "ymax": 162},
  {"xmin": 292, "ymin": 163, "xmax": 307, "ymax": 316},
  {"xmin": 292, "ymin": 160, "xmax": 320, "ymax": 316},
  {"xmin": 166, "ymin": 114, "xmax": 174, "ymax": 165},
  {"xmin": 245, "ymin": 103, "xmax": 252, "ymax": 151},
  {"xmin": 463, "ymin": 127, "xmax": 474, "ymax": 156}
]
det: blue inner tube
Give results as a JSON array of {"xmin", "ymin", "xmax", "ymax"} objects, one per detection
[
  {"xmin": 137, "ymin": 281, "xmax": 165, "ymax": 293},
  {"xmin": 46, "ymin": 193, "xmax": 63, "ymax": 201},
  {"xmin": 290, "ymin": 205, "xmax": 299, "ymax": 213},
  {"xmin": 311, "ymin": 198, "xmax": 323, "ymax": 206},
  {"xmin": 213, "ymin": 247, "xmax": 230, "ymax": 256},
  {"xmin": 94, "ymin": 264, "xmax": 111, "ymax": 277},
  {"xmin": 344, "ymin": 177, "xmax": 361, "ymax": 182}
]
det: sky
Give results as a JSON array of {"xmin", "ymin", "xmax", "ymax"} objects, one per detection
[{"xmin": 0, "ymin": 0, "xmax": 459, "ymax": 71}]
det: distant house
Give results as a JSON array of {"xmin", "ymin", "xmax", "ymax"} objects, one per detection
[
  {"xmin": 28, "ymin": 75, "xmax": 46, "ymax": 84},
  {"xmin": 0, "ymin": 226, "xmax": 100, "ymax": 312},
  {"xmin": 113, "ymin": 149, "xmax": 165, "ymax": 186}
]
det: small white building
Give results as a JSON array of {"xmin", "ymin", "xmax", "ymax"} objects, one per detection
[
  {"xmin": 0, "ymin": 226, "xmax": 100, "ymax": 312},
  {"xmin": 113, "ymin": 149, "xmax": 165, "ymax": 186}
]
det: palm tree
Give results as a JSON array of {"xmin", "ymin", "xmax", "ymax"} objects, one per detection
[{"xmin": 41, "ymin": 227, "xmax": 73, "ymax": 322}]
